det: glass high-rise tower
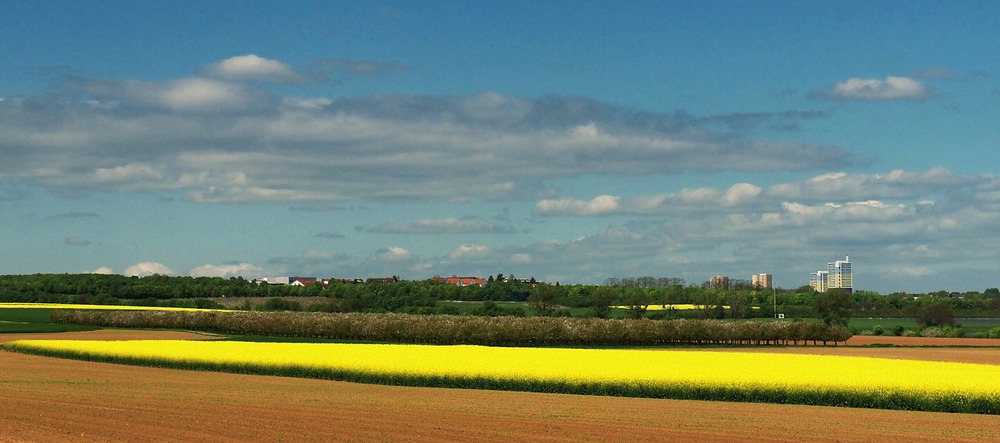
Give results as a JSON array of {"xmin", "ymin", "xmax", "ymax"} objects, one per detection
[{"xmin": 810, "ymin": 256, "xmax": 851, "ymax": 293}]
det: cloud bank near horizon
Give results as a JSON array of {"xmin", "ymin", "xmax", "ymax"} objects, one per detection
[{"xmin": 0, "ymin": 55, "xmax": 851, "ymax": 204}]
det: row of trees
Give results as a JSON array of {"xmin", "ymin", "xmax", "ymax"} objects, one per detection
[
  {"xmin": 2, "ymin": 274, "xmax": 999, "ymax": 321},
  {"xmin": 51, "ymin": 310, "xmax": 853, "ymax": 346}
]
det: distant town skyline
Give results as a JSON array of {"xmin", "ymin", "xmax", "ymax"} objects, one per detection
[{"xmin": 1, "ymin": 2, "xmax": 998, "ymax": 294}]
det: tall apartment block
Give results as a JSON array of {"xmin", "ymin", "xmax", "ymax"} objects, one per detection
[
  {"xmin": 752, "ymin": 273, "xmax": 773, "ymax": 289},
  {"xmin": 709, "ymin": 275, "xmax": 730, "ymax": 291},
  {"xmin": 810, "ymin": 256, "xmax": 851, "ymax": 293}
]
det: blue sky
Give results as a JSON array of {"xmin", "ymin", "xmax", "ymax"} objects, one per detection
[{"xmin": 2, "ymin": 1, "xmax": 998, "ymax": 293}]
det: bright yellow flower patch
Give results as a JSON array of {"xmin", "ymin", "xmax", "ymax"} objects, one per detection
[
  {"xmin": 7, "ymin": 339, "xmax": 999, "ymax": 413},
  {"xmin": 612, "ymin": 304, "xmax": 760, "ymax": 311}
]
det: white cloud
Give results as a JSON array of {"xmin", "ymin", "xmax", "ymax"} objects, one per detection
[
  {"xmin": 190, "ymin": 262, "xmax": 263, "ymax": 278},
  {"xmin": 449, "ymin": 244, "xmax": 492, "ymax": 260},
  {"xmin": 71, "ymin": 77, "xmax": 272, "ymax": 113},
  {"xmin": 537, "ymin": 184, "xmax": 761, "ymax": 217},
  {"xmin": 201, "ymin": 54, "xmax": 305, "ymax": 83},
  {"xmin": 376, "ymin": 246, "xmax": 412, "ymax": 262},
  {"xmin": 95, "ymin": 163, "xmax": 165, "ymax": 183},
  {"xmin": 124, "ymin": 262, "xmax": 175, "ymax": 277},
  {"xmin": 0, "ymin": 73, "xmax": 850, "ymax": 202},
  {"xmin": 92, "ymin": 267, "xmax": 114, "ymax": 275},
  {"xmin": 157, "ymin": 78, "xmax": 270, "ymax": 112},
  {"xmin": 507, "ymin": 253, "xmax": 533, "ymax": 265},
  {"xmin": 831, "ymin": 76, "xmax": 928, "ymax": 101},
  {"xmin": 721, "ymin": 183, "xmax": 762, "ymax": 206},
  {"xmin": 535, "ymin": 195, "xmax": 621, "ymax": 216},
  {"xmin": 767, "ymin": 168, "xmax": 982, "ymax": 202}
]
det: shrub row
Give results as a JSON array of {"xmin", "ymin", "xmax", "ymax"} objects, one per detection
[{"xmin": 51, "ymin": 310, "xmax": 851, "ymax": 346}]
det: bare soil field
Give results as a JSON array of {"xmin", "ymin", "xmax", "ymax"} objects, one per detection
[
  {"xmin": 2, "ymin": 330, "xmax": 1000, "ymax": 442},
  {"xmin": 709, "ymin": 336, "xmax": 1000, "ymax": 365},
  {"xmin": 0, "ymin": 330, "xmax": 222, "ymax": 344},
  {"xmin": 846, "ymin": 335, "xmax": 1000, "ymax": 347}
]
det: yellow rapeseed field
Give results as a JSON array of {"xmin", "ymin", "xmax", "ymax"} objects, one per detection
[
  {"xmin": 0, "ymin": 303, "xmax": 227, "ymax": 312},
  {"xmin": 612, "ymin": 304, "xmax": 760, "ymax": 311},
  {"xmin": 6, "ymin": 339, "xmax": 999, "ymax": 413}
]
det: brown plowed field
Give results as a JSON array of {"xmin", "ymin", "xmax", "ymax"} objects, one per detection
[
  {"xmin": 2, "ymin": 331, "xmax": 1000, "ymax": 442},
  {"xmin": 846, "ymin": 335, "xmax": 1000, "ymax": 347}
]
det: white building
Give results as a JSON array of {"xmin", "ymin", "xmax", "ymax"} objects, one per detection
[{"xmin": 810, "ymin": 256, "xmax": 852, "ymax": 293}]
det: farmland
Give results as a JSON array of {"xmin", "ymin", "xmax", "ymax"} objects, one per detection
[
  {"xmin": 3, "ymin": 304, "xmax": 1000, "ymax": 441},
  {"xmin": 8, "ymin": 338, "xmax": 1000, "ymax": 414},
  {"xmin": 3, "ymin": 331, "xmax": 1000, "ymax": 442}
]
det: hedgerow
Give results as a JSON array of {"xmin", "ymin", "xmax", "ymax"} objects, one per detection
[{"xmin": 50, "ymin": 310, "xmax": 851, "ymax": 346}]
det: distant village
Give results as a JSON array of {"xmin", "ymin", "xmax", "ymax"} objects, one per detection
[
  {"xmin": 252, "ymin": 274, "xmax": 536, "ymax": 288},
  {"xmin": 251, "ymin": 256, "xmax": 854, "ymax": 293}
]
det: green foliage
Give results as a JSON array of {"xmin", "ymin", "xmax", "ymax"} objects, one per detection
[
  {"xmin": 5, "ymin": 273, "xmax": 1000, "ymax": 320},
  {"xmin": 51, "ymin": 310, "xmax": 853, "ymax": 347},
  {"xmin": 526, "ymin": 283, "xmax": 560, "ymax": 316},
  {"xmin": 256, "ymin": 297, "xmax": 302, "ymax": 312},
  {"xmin": 622, "ymin": 289, "xmax": 649, "ymax": 320},
  {"xmin": 470, "ymin": 301, "xmax": 526, "ymax": 317},
  {"xmin": 919, "ymin": 326, "xmax": 965, "ymax": 338},
  {"xmin": 988, "ymin": 327, "xmax": 1000, "ymax": 339},
  {"xmin": 915, "ymin": 302, "xmax": 958, "ymax": 327},
  {"xmin": 586, "ymin": 286, "xmax": 616, "ymax": 319},
  {"xmin": 0, "ymin": 308, "xmax": 96, "ymax": 333},
  {"xmin": 813, "ymin": 289, "xmax": 853, "ymax": 326}
]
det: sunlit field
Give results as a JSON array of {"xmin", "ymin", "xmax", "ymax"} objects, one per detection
[
  {"xmin": 612, "ymin": 304, "xmax": 761, "ymax": 311},
  {"xmin": 7, "ymin": 339, "xmax": 999, "ymax": 414}
]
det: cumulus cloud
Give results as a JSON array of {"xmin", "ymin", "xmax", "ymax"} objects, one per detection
[
  {"xmin": 71, "ymin": 77, "xmax": 275, "ymax": 113},
  {"xmin": 449, "ymin": 244, "xmax": 492, "ymax": 260},
  {"xmin": 375, "ymin": 246, "xmax": 412, "ymax": 262},
  {"xmin": 535, "ymin": 195, "xmax": 621, "ymax": 216},
  {"xmin": 95, "ymin": 163, "xmax": 165, "ymax": 183},
  {"xmin": 92, "ymin": 267, "xmax": 115, "ymax": 275},
  {"xmin": 201, "ymin": 54, "xmax": 306, "ymax": 83},
  {"xmin": 767, "ymin": 168, "xmax": 982, "ymax": 202},
  {"xmin": 827, "ymin": 76, "xmax": 928, "ymax": 101},
  {"xmin": 190, "ymin": 262, "xmax": 264, "ymax": 278},
  {"xmin": 0, "ymin": 59, "xmax": 850, "ymax": 202},
  {"xmin": 124, "ymin": 262, "xmax": 175, "ymax": 277},
  {"xmin": 509, "ymin": 168, "xmax": 998, "ymax": 289},
  {"xmin": 536, "ymin": 183, "xmax": 764, "ymax": 216}
]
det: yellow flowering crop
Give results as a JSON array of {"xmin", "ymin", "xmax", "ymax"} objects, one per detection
[
  {"xmin": 6, "ymin": 340, "xmax": 999, "ymax": 413},
  {"xmin": 613, "ymin": 304, "xmax": 761, "ymax": 310},
  {"xmin": 0, "ymin": 302, "xmax": 227, "ymax": 312}
]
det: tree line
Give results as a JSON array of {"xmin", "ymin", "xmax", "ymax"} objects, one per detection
[{"xmin": 2, "ymin": 273, "xmax": 999, "ymax": 323}]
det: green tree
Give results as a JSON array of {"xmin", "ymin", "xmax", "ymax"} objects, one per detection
[
  {"xmin": 813, "ymin": 289, "xmax": 853, "ymax": 326},
  {"xmin": 587, "ymin": 286, "xmax": 617, "ymax": 319},
  {"xmin": 916, "ymin": 302, "xmax": 957, "ymax": 327},
  {"xmin": 526, "ymin": 283, "xmax": 559, "ymax": 316},
  {"xmin": 623, "ymin": 289, "xmax": 649, "ymax": 320}
]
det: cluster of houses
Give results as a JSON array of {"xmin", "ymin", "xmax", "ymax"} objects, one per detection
[
  {"xmin": 252, "ymin": 276, "xmax": 396, "ymax": 287},
  {"xmin": 252, "ymin": 275, "xmax": 487, "ymax": 288}
]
